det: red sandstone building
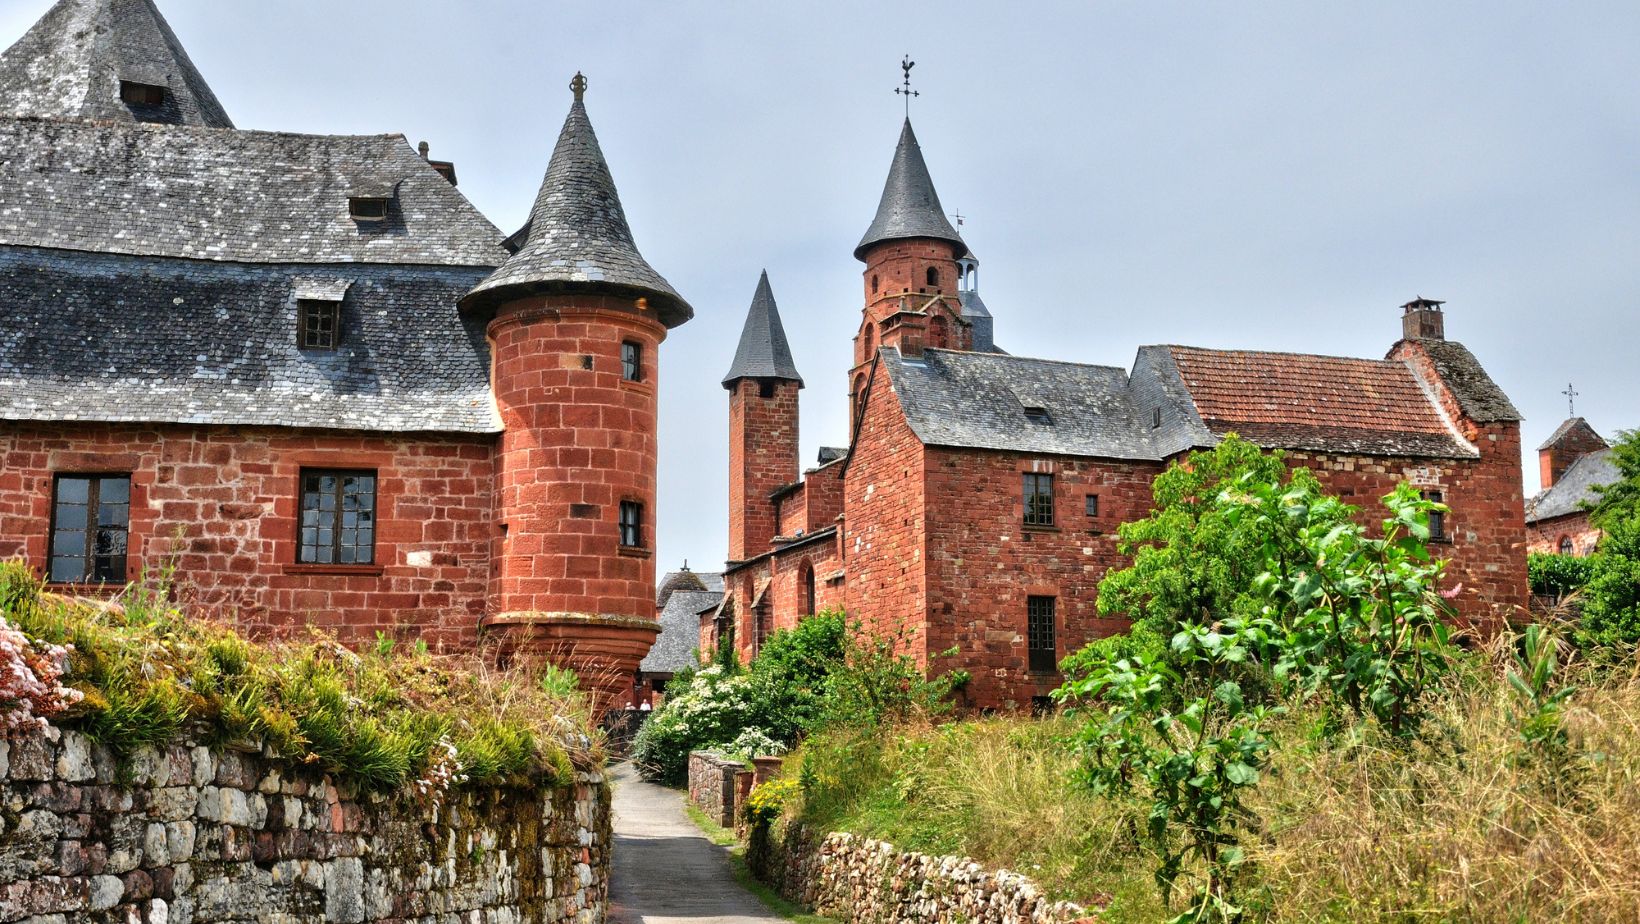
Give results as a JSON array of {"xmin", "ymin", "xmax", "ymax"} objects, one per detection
[
  {"xmin": 1527, "ymin": 418, "xmax": 1620, "ymax": 556},
  {"xmin": 0, "ymin": 0, "xmax": 690, "ymax": 707},
  {"xmin": 710, "ymin": 119, "xmax": 1531, "ymax": 709}
]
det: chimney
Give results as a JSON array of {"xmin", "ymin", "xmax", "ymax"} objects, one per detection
[
  {"xmin": 418, "ymin": 141, "xmax": 459, "ymax": 186},
  {"xmin": 1401, "ymin": 296, "xmax": 1445, "ymax": 341}
]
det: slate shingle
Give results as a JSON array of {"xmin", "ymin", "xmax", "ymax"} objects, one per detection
[
  {"xmin": 723, "ymin": 271, "xmax": 803, "ymax": 386},
  {"xmin": 855, "ymin": 119, "xmax": 966, "ymax": 260},
  {"xmin": 1527, "ymin": 449, "xmax": 1618, "ymax": 523}
]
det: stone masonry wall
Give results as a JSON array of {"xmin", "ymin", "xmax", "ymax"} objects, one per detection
[
  {"xmin": 756, "ymin": 824, "xmax": 1089, "ymax": 924},
  {"xmin": 0, "ymin": 727, "xmax": 611, "ymax": 924},
  {"xmin": 687, "ymin": 751, "xmax": 745, "ymax": 829}
]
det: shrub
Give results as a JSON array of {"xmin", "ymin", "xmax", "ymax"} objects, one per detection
[
  {"xmin": 1528, "ymin": 552, "xmax": 1595, "ymax": 597},
  {"xmin": 630, "ymin": 664, "xmax": 758, "ymax": 784},
  {"xmin": 1577, "ymin": 518, "xmax": 1640, "ymax": 647}
]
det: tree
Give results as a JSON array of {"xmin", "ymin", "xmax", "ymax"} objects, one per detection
[{"xmin": 1588, "ymin": 429, "xmax": 1640, "ymax": 530}]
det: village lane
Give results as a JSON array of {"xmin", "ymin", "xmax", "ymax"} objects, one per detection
[{"xmin": 607, "ymin": 762, "xmax": 788, "ymax": 924}]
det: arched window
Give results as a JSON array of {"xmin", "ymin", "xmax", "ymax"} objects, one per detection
[
  {"xmin": 863, "ymin": 323, "xmax": 876, "ymax": 354},
  {"xmin": 1559, "ymin": 535, "xmax": 1574, "ymax": 556},
  {"xmin": 800, "ymin": 560, "xmax": 817, "ymax": 616},
  {"xmin": 926, "ymin": 266, "xmax": 939, "ymax": 288},
  {"xmin": 853, "ymin": 372, "xmax": 869, "ymax": 421},
  {"xmin": 871, "ymin": 274, "xmax": 880, "ymax": 294}
]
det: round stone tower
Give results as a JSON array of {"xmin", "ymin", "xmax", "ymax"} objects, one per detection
[{"xmin": 460, "ymin": 73, "xmax": 693, "ymax": 711}]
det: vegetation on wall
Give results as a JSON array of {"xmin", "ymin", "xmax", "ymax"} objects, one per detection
[{"xmin": 0, "ymin": 561, "xmax": 598, "ymax": 792}]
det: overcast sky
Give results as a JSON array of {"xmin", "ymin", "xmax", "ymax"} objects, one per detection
[{"xmin": 5, "ymin": 1, "xmax": 1636, "ymax": 574}]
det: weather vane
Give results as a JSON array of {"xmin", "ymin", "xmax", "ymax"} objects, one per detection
[
  {"xmin": 570, "ymin": 72, "xmax": 587, "ymax": 102},
  {"xmin": 895, "ymin": 55, "xmax": 919, "ymax": 116},
  {"xmin": 1563, "ymin": 382, "xmax": 1579, "ymax": 417},
  {"xmin": 950, "ymin": 208, "xmax": 965, "ymax": 227}
]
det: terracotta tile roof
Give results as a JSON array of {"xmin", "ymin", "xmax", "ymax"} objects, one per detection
[{"xmin": 1166, "ymin": 345, "xmax": 1474, "ymax": 458}]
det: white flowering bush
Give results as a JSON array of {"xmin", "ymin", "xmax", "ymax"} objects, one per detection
[
  {"xmin": 631, "ymin": 664, "xmax": 763, "ymax": 784},
  {"xmin": 0, "ymin": 613, "xmax": 81, "ymax": 734}
]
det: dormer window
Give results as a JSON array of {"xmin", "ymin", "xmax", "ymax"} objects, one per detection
[
  {"xmin": 1023, "ymin": 405, "xmax": 1052, "ymax": 425},
  {"xmin": 293, "ymin": 278, "xmax": 352, "ymax": 351},
  {"xmin": 349, "ymin": 197, "xmax": 390, "ymax": 222},
  {"xmin": 120, "ymin": 81, "xmax": 167, "ymax": 107}
]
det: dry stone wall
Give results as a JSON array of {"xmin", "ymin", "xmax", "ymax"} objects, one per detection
[
  {"xmin": 686, "ymin": 751, "xmax": 746, "ymax": 828},
  {"xmin": 757, "ymin": 824, "xmax": 1091, "ymax": 924},
  {"xmin": 0, "ymin": 726, "xmax": 611, "ymax": 924}
]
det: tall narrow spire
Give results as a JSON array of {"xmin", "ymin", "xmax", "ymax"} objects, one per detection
[
  {"xmin": 723, "ymin": 271, "xmax": 803, "ymax": 388},
  {"xmin": 461, "ymin": 75, "xmax": 693, "ymax": 327},
  {"xmin": 0, "ymin": 0, "xmax": 233, "ymax": 128},
  {"xmin": 855, "ymin": 119, "xmax": 965, "ymax": 261}
]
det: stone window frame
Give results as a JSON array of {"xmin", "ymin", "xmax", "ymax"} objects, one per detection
[
  {"xmin": 47, "ymin": 473, "xmax": 132, "ymax": 585},
  {"xmin": 621, "ymin": 340, "xmax": 643, "ymax": 382},
  {"xmin": 1558, "ymin": 535, "xmax": 1574, "ymax": 556},
  {"xmin": 618, "ymin": 499, "xmax": 645, "ymax": 549}
]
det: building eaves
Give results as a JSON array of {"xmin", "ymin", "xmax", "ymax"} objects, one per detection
[
  {"xmin": 855, "ymin": 119, "xmax": 966, "ymax": 261},
  {"xmin": 461, "ymin": 84, "xmax": 691, "ymax": 328},
  {"xmin": 1403, "ymin": 339, "xmax": 1523, "ymax": 423},
  {"xmin": 722, "ymin": 526, "xmax": 839, "ymax": 575}
]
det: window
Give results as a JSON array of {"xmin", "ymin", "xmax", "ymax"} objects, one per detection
[
  {"xmin": 621, "ymin": 340, "xmax": 642, "ymax": 382},
  {"xmin": 1023, "ymin": 473, "xmax": 1054, "ymax": 527},
  {"xmin": 871, "ymin": 274, "xmax": 880, "ymax": 294},
  {"xmin": 50, "ymin": 475, "xmax": 130, "ymax": 584},
  {"xmin": 1423, "ymin": 490, "xmax": 1447, "ymax": 542},
  {"xmin": 1085, "ymin": 494, "xmax": 1100, "ymax": 518},
  {"xmin": 1152, "ymin": 407, "xmax": 1163, "ymax": 429},
  {"xmin": 619, "ymin": 500, "xmax": 644, "ymax": 548},
  {"xmin": 1558, "ymin": 535, "xmax": 1574, "ymax": 556},
  {"xmin": 1023, "ymin": 405, "xmax": 1051, "ymax": 425},
  {"xmin": 801, "ymin": 562, "xmax": 817, "ymax": 616},
  {"xmin": 299, "ymin": 470, "xmax": 376, "ymax": 564},
  {"xmin": 298, "ymin": 299, "xmax": 341, "ymax": 350},
  {"xmin": 348, "ymin": 197, "xmax": 390, "ymax": 222},
  {"xmin": 120, "ymin": 81, "xmax": 166, "ymax": 106},
  {"xmin": 1027, "ymin": 596, "xmax": 1057, "ymax": 673},
  {"xmin": 926, "ymin": 266, "xmax": 940, "ymax": 288}
]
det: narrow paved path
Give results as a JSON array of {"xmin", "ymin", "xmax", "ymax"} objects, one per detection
[{"xmin": 607, "ymin": 762, "xmax": 786, "ymax": 924}]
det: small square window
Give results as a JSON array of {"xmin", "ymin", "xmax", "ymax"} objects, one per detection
[
  {"xmin": 1023, "ymin": 473, "xmax": 1054, "ymax": 527},
  {"xmin": 1023, "ymin": 405, "xmax": 1051, "ymax": 425},
  {"xmin": 299, "ymin": 300, "xmax": 341, "ymax": 350},
  {"xmin": 120, "ymin": 81, "xmax": 167, "ymax": 107},
  {"xmin": 1423, "ymin": 490, "xmax": 1448, "ymax": 542},
  {"xmin": 1027, "ymin": 596, "xmax": 1057, "ymax": 674},
  {"xmin": 299, "ymin": 470, "xmax": 376, "ymax": 564},
  {"xmin": 49, "ymin": 474, "xmax": 131, "ymax": 584},
  {"xmin": 1085, "ymin": 494, "xmax": 1100, "ymax": 518},
  {"xmin": 619, "ymin": 500, "xmax": 644, "ymax": 548},
  {"xmin": 621, "ymin": 341, "xmax": 643, "ymax": 382},
  {"xmin": 349, "ymin": 197, "xmax": 390, "ymax": 222}
]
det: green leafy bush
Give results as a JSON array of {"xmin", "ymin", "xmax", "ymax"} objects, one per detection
[
  {"xmin": 1528, "ymin": 552, "xmax": 1595, "ymax": 597},
  {"xmin": 1577, "ymin": 518, "xmax": 1640, "ymax": 647}
]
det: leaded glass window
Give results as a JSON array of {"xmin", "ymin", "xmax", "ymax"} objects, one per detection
[
  {"xmin": 50, "ymin": 475, "xmax": 130, "ymax": 583},
  {"xmin": 1023, "ymin": 473, "xmax": 1054, "ymax": 527},
  {"xmin": 299, "ymin": 470, "xmax": 376, "ymax": 564},
  {"xmin": 1027, "ymin": 596, "xmax": 1057, "ymax": 674}
]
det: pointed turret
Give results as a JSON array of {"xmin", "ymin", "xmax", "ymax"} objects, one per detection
[
  {"xmin": 462, "ymin": 74, "xmax": 692, "ymax": 327},
  {"xmin": 723, "ymin": 271, "xmax": 803, "ymax": 388},
  {"xmin": 855, "ymin": 119, "xmax": 965, "ymax": 261},
  {"xmin": 0, "ymin": 0, "xmax": 232, "ymax": 128}
]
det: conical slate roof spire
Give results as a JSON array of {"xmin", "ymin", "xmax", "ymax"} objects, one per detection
[
  {"xmin": 722, "ymin": 271, "xmax": 803, "ymax": 388},
  {"xmin": 462, "ymin": 75, "xmax": 692, "ymax": 327},
  {"xmin": 0, "ymin": 0, "xmax": 233, "ymax": 128},
  {"xmin": 855, "ymin": 119, "xmax": 965, "ymax": 261}
]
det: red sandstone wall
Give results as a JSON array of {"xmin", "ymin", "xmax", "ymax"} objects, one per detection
[
  {"xmin": 1527, "ymin": 512, "xmax": 1603, "ymax": 557},
  {"xmin": 0, "ymin": 422, "xmax": 493, "ymax": 650},
  {"xmin": 487, "ymin": 299, "xmax": 663, "ymax": 623},
  {"xmin": 921, "ymin": 449, "xmax": 1163, "ymax": 709},
  {"xmin": 841, "ymin": 369, "xmax": 929, "ymax": 664},
  {"xmin": 802, "ymin": 462, "xmax": 846, "ymax": 534},
  {"xmin": 728, "ymin": 379, "xmax": 800, "ymax": 562}
]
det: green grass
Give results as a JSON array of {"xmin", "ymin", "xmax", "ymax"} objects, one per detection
[
  {"xmin": 0, "ymin": 560, "xmax": 599, "ymax": 792},
  {"xmin": 683, "ymin": 803, "xmax": 838, "ymax": 923}
]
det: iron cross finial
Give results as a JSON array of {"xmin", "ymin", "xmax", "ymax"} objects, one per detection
[
  {"xmin": 895, "ymin": 55, "xmax": 919, "ymax": 116},
  {"xmin": 570, "ymin": 72, "xmax": 588, "ymax": 102},
  {"xmin": 1563, "ymin": 382, "xmax": 1579, "ymax": 417},
  {"xmin": 950, "ymin": 208, "xmax": 965, "ymax": 227}
]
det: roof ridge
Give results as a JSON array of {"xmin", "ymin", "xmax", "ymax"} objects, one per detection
[
  {"xmin": 919, "ymin": 346, "xmax": 1127, "ymax": 374},
  {"xmin": 1161, "ymin": 343, "xmax": 1406, "ymax": 366}
]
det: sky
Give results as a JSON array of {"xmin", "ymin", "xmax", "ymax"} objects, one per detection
[{"xmin": 4, "ymin": 0, "xmax": 1636, "ymax": 575}]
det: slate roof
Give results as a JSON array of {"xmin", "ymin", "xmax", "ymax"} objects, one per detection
[
  {"xmin": 0, "ymin": 117, "xmax": 507, "ymax": 267},
  {"xmin": 655, "ymin": 568, "xmax": 724, "ymax": 607},
  {"xmin": 1163, "ymin": 345, "xmax": 1476, "ymax": 458},
  {"xmin": 0, "ymin": 247, "xmax": 499, "ymax": 432},
  {"xmin": 1527, "ymin": 449, "xmax": 1618, "ymax": 523},
  {"xmin": 641, "ymin": 589, "xmax": 722, "ymax": 673},
  {"xmin": 723, "ymin": 270, "xmax": 803, "ymax": 386},
  {"xmin": 879, "ymin": 348, "xmax": 1160, "ymax": 460},
  {"xmin": 855, "ymin": 119, "xmax": 966, "ymax": 261},
  {"xmin": 1406, "ymin": 339, "xmax": 1522, "ymax": 423},
  {"xmin": 1538, "ymin": 416, "xmax": 1605, "ymax": 452},
  {"xmin": 462, "ymin": 87, "xmax": 692, "ymax": 327},
  {"xmin": 0, "ymin": 0, "xmax": 233, "ymax": 128}
]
